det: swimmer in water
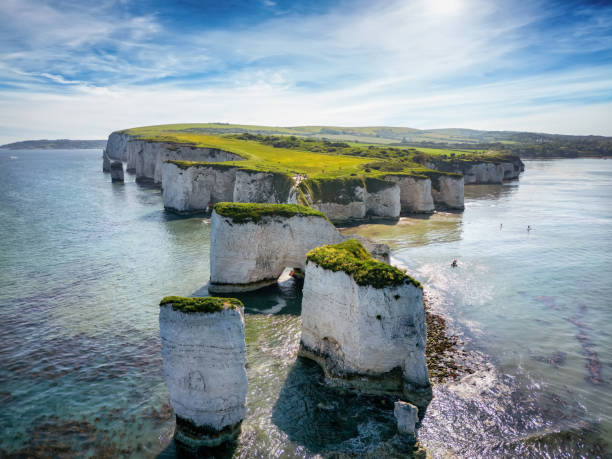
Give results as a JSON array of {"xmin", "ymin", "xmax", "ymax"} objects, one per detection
[{"xmin": 451, "ymin": 259, "xmax": 458, "ymax": 268}]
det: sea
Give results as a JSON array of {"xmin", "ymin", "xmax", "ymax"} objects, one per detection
[{"xmin": 0, "ymin": 149, "xmax": 610, "ymax": 457}]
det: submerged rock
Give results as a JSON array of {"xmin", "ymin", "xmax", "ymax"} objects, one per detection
[
  {"xmin": 299, "ymin": 240, "xmax": 431, "ymax": 398},
  {"xmin": 110, "ymin": 161, "xmax": 124, "ymax": 182},
  {"xmin": 159, "ymin": 296, "xmax": 248, "ymax": 449},
  {"xmin": 394, "ymin": 400, "xmax": 419, "ymax": 436}
]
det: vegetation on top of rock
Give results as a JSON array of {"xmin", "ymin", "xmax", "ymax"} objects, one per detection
[
  {"xmin": 298, "ymin": 176, "xmax": 365, "ymax": 205},
  {"xmin": 166, "ymin": 160, "xmax": 239, "ymax": 171},
  {"xmin": 159, "ymin": 296, "xmax": 243, "ymax": 313},
  {"xmin": 122, "ymin": 125, "xmax": 489, "ymax": 182},
  {"xmin": 307, "ymin": 239, "xmax": 422, "ymax": 289},
  {"xmin": 214, "ymin": 202, "xmax": 329, "ymax": 224},
  {"xmin": 119, "ymin": 123, "xmax": 611, "ymax": 159}
]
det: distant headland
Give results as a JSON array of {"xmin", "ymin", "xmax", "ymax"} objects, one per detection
[{"xmin": 0, "ymin": 139, "xmax": 107, "ymax": 150}]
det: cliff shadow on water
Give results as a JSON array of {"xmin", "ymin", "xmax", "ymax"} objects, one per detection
[
  {"xmin": 193, "ymin": 273, "xmax": 303, "ymax": 316},
  {"xmin": 156, "ymin": 437, "xmax": 238, "ymax": 459},
  {"xmin": 271, "ymin": 357, "xmax": 411, "ymax": 456}
]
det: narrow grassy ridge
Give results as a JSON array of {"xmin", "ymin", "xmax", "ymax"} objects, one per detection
[
  {"xmin": 214, "ymin": 202, "xmax": 329, "ymax": 224},
  {"xmin": 160, "ymin": 296, "xmax": 243, "ymax": 313},
  {"xmin": 307, "ymin": 239, "xmax": 421, "ymax": 289}
]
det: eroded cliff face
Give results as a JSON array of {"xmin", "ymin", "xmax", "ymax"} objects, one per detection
[
  {"xmin": 105, "ymin": 132, "xmax": 131, "ymax": 161},
  {"xmin": 365, "ymin": 182, "xmax": 401, "ymax": 218},
  {"xmin": 431, "ymin": 175, "xmax": 464, "ymax": 210},
  {"xmin": 104, "ymin": 133, "xmax": 244, "ymax": 183},
  {"xmin": 162, "ymin": 164, "xmax": 294, "ymax": 213},
  {"xmin": 384, "ymin": 176, "xmax": 435, "ymax": 214},
  {"xmin": 299, "ymin": 262, "xmax": 430, "ymax": 396},
  {"xmin": 305, "ymin": 181, "xmax": 402, "ymax": 222},
  {"xmin": 463, "ymin": 163, "xmax": 504, "ymax": 184},
  {"xmin": 129, "ymin": 141, "xmax": 243, "ymax": 184},
  {"xmin": 209, "ymin": 211, "xmax": 344, "ymax": 292},
  {"xmin": 233, "ymin": 170, "xmax": 292, "ymax": 204},
  {"xmin": 308, "ymin": 184, "xmax": 367, "ymax": 221},
  {"xmin": 159, "ymin": 305, "xmax": 247, "ymax": 447},
  {"xmin": 162, "ymin": 163, "xmax": 237, "ymax": 214},
  {"xmin": 427, "ymin": 158, "xmax": 524, "ymax": 185}
]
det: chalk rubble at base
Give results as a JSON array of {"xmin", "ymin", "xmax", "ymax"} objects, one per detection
[
  {"xmin": 159, "ymin": 299, "xmax": 247, "ymax": 448},
  {"xmin": 394, "ymin": 400, "xmax": 419, "ymax": 436}
]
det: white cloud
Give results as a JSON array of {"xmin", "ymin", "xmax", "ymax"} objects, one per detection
[{"xmin": 0, "ymin": 0, "xmax": 611, "ymax": 143}]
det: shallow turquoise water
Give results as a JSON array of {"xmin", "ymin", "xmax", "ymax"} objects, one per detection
[{"xmin": 0, "ymin": 151, "xmax": 610, "ymax": 457}]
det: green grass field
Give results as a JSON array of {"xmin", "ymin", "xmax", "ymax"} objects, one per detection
[{"xmin": 122, "ymin": 124, "xmax": 510, "ymax": 180}]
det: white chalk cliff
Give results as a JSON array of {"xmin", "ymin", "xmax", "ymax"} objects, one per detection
[
  {"xmin": 299, "ymin": 258, "xmax": 430, "ymax": 396},
  {"xmin": 162, "ymin": 162, "xmax": 237, "ymax": 213},
  {"xmin": 209, "ymin": 208, "xmax": 344, "ymax": 292},
  {"xmin": 104, "ymin": 131, "xmax": 243, "ymax": 183},
  {"xmin": 301, "ymin": 179, "xmax": 403, "ymax": 222},
  {"xmin": 431, "ymin": 175, "xmax": 464, "ymax": 210},
  {"xmin": 106, "ymin": 132, "xmax": 131, "ymax": 161},
  {"xmin": 162, "ymin": 162, "xmax": 294, "ymax": 213},
  {"xmin": 427, "ymin": 158, "xmax": 523, "ymax": 185},
  {"xmin": 384, "ymin": 175, "xmax": 435, "ymax": 213},
  {"xmin": 159, "ymin": 300, "xmax": 247, "ymax": 448}
]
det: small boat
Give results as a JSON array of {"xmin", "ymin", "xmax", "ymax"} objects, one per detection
[{"xmin": 9, "ymin": 156, "xmax": 18, "ymax": 160}]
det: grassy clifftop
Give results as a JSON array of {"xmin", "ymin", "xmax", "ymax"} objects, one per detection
[
  {"xmin": 120, "ymin": 124, "xmax": 485, "ymax": 181},
  {"xmin": 214, "ymin": 202, "xmax": 329, "ymax": 224},
  {"xmin": 120, "ymin": 122, "xmax": 611, "ymax": 158},
  {"xmin": 160, "ymin": 296, "xmax": 243, "ymax": 313},
  {"xmin": 307, "ymin": 239, "xmax": 421, "ymax": 289}
]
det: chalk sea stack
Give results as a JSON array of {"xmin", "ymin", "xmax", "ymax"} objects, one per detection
[
  {"xmin": 394, "ymin": 400, "xmax": 419, "ymax": 437},
  {"xmin": 110, "ymin": 160, "xmax": 124, "ymax": 182},
  {"xmin": 159, "ymin": 296, "xmax": 248, "ymax": 449},
  {"xmin": 299, "ymin": 240, "xmax": 431, "ymax": 397},
  {"xmin": 102, "ymin": 150, "xmax": 111, "ymax": 172},
  {"xmin": 208, "ymin": 202, "xmax": 344, "ymax": 293}
]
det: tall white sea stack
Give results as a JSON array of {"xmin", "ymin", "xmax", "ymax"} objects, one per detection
[
  {"xmin": 299, "ymin": 240, "xmax": 430, "ymax": 397},
  {"xmin": 159, "ymin": 296, "xmax": 248, "ymax": 449},
  {"xmin": 209, "ymin": 202, "xmax": 344, "ymax": 292}
]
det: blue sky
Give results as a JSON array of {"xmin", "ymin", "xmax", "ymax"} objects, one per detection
[{"xmin": 0, "ymin": 0, "xmax": 611, "ymax": 142}]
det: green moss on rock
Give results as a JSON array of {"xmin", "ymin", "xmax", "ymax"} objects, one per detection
[
  {"xmin": 421, "ymin": 170, "xmax": 462, "ymax": 191},
  {"xmin": 364, "ymin": 177, "xmax": 396, "ymax": 193},
  {"xmin": 298, "ymin": 176, "xmax": 365, "ymax": 205},
  {"xmin": 307, "ymin": 239, "xmax": 421, "ymax": 289},
  {"xmin": 214, "ymin": 202, "xmax": 329, "ymax": 224},
  {"xmin": 159, "ymin": 296, "xmax": 243, "ymax": 313},
  {"xmin": 166, "ymin": 160, "xmax": 238, "ymax": 171}
]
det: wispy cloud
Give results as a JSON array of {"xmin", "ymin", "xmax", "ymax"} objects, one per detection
[{"xmin": 0, "ymin": 0, "xmax": 611, "ymax": 143}]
